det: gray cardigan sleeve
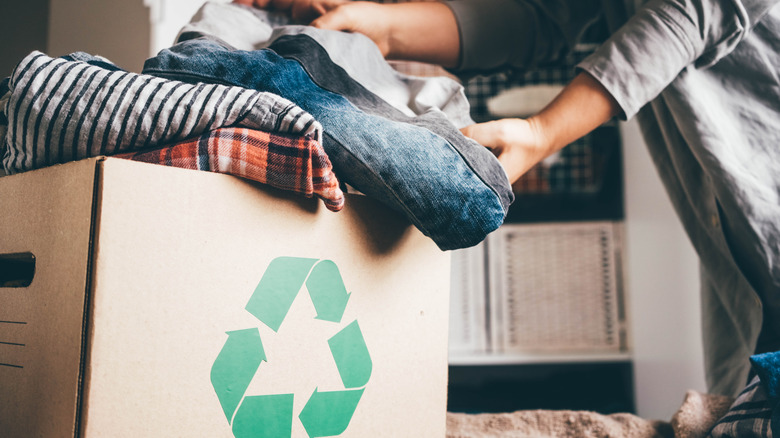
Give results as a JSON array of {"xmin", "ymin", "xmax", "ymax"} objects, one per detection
[
  {"xmin": 445, "ymin": 0, "xmax": 602, "ymax": 74},
  {"xmin": 448, "ymin": 0, "xmax": 780, "ymax": 119},
  {"xmin": 578, "ymin": 0, "xmax": 780, "ymax": 119}
]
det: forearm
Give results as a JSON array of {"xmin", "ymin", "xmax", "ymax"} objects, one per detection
[
  {"xmin": 381, "ymin": 2, "xmax": 461, "ymax": 67},
  {"xmin": 530, "ymin": 72, "xmax": 620, "ymax": 155},
  {"xmin": 460, "ymin": 72, "xmax": 619, "ymax": 184},
  {"xmin": 577, "ymin": 0, "xmax": 780, "ymax": 120}
]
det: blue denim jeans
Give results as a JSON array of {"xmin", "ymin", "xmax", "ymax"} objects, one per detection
[{"xmin": 143, "ymin": 36, "xmax": 512, "ymax": 250}]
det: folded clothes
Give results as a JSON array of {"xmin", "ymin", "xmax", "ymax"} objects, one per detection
[
  {"xmin": 0, "ymin": 51, "xmax": 321, "ymax": 174},
  {"xmin": 115, "ymin": 127, "xmax": 344, "ymax": 212},
  {"xmin": 143, "ymin": 35, "xmax": 512, "ymax": 250},
  {"xmin": 178, "ymin": 1, "xmax": 475, "ymax": 128}
]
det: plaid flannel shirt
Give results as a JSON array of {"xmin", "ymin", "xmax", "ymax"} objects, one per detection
[{"xmin": 115, "ymin": 127, "xmax": 344, "ymax": 212}]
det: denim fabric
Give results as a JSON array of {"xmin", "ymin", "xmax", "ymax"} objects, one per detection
[
  {"xmin": 177, "ymin": 1, "xmax": 474, "ymax": 128},
  {"xmin": 265, "ymin": 35, "xmax": 512, "ymax": 214},
  {"xmin": 143, "ymin": 37, "xmax": 511, "ymax": 250}
]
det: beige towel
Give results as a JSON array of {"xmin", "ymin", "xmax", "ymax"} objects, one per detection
[
  {"xmin": 670, "ymin": 391, "xmax": 733, "ymax": 438},
  {"xmin": 446, "ymin": 391, "xmax": 734, "ymax": 438}
]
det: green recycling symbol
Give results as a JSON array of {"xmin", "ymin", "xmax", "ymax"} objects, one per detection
[{"xmin": 210, "ymin": 257, "xmax": 372, "ymax": 438}]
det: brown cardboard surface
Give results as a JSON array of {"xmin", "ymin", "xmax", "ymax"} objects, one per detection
[
  {"xmin": 0, "ymin": 158, "xmax": 102, "ymax": 438},
  {"xmin": 75, "ymin": 158, "xmax": 450, "ymax": 437}
]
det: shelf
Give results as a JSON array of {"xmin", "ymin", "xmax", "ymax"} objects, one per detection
[{"xmin": 449, "ymin": 351, "xmax": 632, "ymax": 366}]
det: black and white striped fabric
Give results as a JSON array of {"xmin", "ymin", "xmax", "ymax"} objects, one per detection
[
  {"xmin": 708, "ymin": 375, "xmax": 773, "ymax": 437},
  {"xmin": 0, "ymin": 51, "xmax": 322, "ymax": 174}
]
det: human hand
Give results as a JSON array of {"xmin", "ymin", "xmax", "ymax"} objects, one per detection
[
  {"xmin": 232, "ymin": 0, "xmax": 347, "ymax": 23},
  {"xmin": 234, "ymin": 0, "xmax": 459, "ymax": 64},
  {"xmin": 311, "ymin": 2, "xmax": 394, "ymax": 56},
  {"xmin": 462, "ymin": 73, "xmax": 621, "ymax": 184},
  {"xmin": 460, "ymin": 118, "xmax": 553, "ymax": 184}
]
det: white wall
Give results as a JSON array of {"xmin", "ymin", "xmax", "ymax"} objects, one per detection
[
  {"xmin": 48, "ymin": 0, "xmax": 152, "ymax": 72},
  {"xmin": 620, "ymin": 119, "xmax": 707, "ymax": 420},
  {"xmin": 146, "ymin": 0, "xmax": 231, "ymax": 57},
  {"xmin": 47, "ymin": 0, "xmax": 229, "ymax": 72}
]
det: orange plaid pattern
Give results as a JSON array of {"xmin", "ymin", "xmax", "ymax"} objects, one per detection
[{"xmin": 115, "ymin": 127, "xmax": 344, "ymax": 211}]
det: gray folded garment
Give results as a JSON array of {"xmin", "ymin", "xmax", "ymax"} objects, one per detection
[{"xmin": 177, "ymin": 1, "xmax": 475, "ymax": 129}]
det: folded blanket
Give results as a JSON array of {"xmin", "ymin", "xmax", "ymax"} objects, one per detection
[
  {"xmin": 446, "ymin": 390, "xmax": 735, "ymax": 438},
  {"xmin": 115, "ymin": 127, "xmax": 344, "ymax": 212},
  {"xmin": 447, "ymin": 409, "xmax": 672, "ymax": 438},
  {"xmin": 672, "ymin": 390, "xmax": 734, "ymax": 438}
]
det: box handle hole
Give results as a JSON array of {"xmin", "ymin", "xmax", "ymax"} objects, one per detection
[{"xmin": 0, "ymin": 252, "xmax": 36, "ymax": 287}]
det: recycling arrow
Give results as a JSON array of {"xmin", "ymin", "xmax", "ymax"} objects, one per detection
[
  {"xmin": 211, "ymin": 257, "xmax": 372, "ymax": 438},
  {"xmin": 306, "ymin": 260, "xmax": 351, "ymax": 323},
  {"xmin": 232, "ymin": 394, "xmax": 294, "ymax": 438},
  {"xmin": 210, "ymin": 328, "xmax": 267, "ymax": 423},
  {"xmin": 298, "ymin": 388, "xmax": 364, "ymax": 438},
  {"xmin": 245, "ymin": 257, "xmax": 317, "ymax": 332},
  {"xmin": 328, "ymin": 321, "xmax": 372, "ymax": 389}
]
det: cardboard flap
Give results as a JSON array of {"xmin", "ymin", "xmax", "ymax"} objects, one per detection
[{"xmin": 0, "ymin": 158, "xmax": 102, "ymax": 438}]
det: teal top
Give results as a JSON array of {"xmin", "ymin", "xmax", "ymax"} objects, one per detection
[{"xmin": 448, "ymin": 0, "xmax": 780, "ymax": 396}]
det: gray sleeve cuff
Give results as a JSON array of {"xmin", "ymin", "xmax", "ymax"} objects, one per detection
[
  {"xmin": 577, "ymin": 0, "xmax": 760, "ymax": 120},
  {"xmin": 576, "ymin": 4, "xmax": 700, "ymax": 120}
]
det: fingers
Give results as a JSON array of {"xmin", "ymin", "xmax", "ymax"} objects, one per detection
[
  {"xmin": 314, "ymin": 0, "xmax": 347, "ymax": 15},
  {"xmin": 312, "ymin": 3, "xmax": 393, "ymax": 56},
  {"xmin": 234, "ymin": 0, "xmax": 341, "ymax": 24},
  {"xmin": 459, "ymin": 125, "xmax": 474, "ymax": 139},
  {"xmin": 460, "ymin": 121, "xmax": 505, "ymax": 153},
  {"xmin": 460, "ymin": 120, "xmax": 534, "ymax": 184},
  {"xmin": 312, "ymin": 2, "xmax": 328, "ymax": 17},
  {"xmin": 233, "ymin": 0, "xmax": 286, "ymax": 10},
  {"xmin": 265, "ymin": 0, "xmax": 346, "ymax": 23},
  {"xmin": 310, "ymin": 5, "xmax": 351, "ymax": 30}
]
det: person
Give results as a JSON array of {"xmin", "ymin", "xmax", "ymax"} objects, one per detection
[{"xmin": 236, "ymin": 0, "xmax": 780, "ymax": 398}]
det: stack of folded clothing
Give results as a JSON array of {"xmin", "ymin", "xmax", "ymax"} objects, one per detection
[
  {"xmin": 0, "ymin": 50, "xmax": 343, "ymax": 211},
  {"xmin": 0, "ymin": 1, "xmax": 513, "ymax": 250}
]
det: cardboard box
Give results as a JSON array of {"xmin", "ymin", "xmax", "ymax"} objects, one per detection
[{"xmin": 0, "ymin": 157, "xmax": 450, "ymax": 437}]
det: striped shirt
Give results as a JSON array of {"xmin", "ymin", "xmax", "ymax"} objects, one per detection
[{"xmin": 0, "ymin": 51, "xmax": 322, "ymax": 174}]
